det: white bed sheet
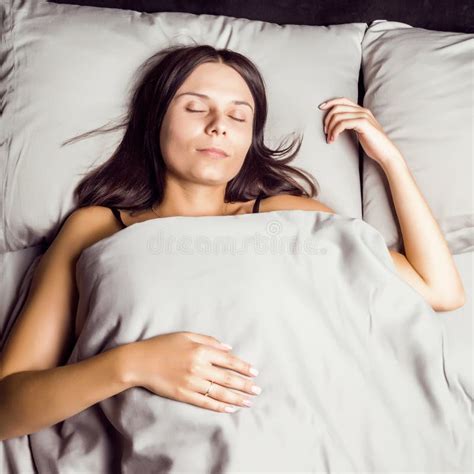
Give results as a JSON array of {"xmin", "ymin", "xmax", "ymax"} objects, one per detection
[{"xmin": 0, "ymin": 244, "xmax": 472, "ymax": 472}]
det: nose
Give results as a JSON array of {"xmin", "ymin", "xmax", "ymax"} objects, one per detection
[{"xmin": 205, "ymin": 112, "xmax": 227, "ymax": 136}]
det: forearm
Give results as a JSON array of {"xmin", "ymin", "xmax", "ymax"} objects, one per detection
[
  {"xmin": 0, "ymin": 344, "xmax": 133, "ymax": 441},
  {"xmin": 380, "ymin": 152, "xmax": 464, "ymax": 300}
]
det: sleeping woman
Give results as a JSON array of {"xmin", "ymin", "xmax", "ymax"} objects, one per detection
[{"xmin": 0, "ymin": 44, "xmax": 465, "ymax": 441}]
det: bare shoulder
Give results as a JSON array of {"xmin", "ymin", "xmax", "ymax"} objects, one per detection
[
  {"xmin": 260, "ymin": 194, "xmax": 336, "ymax": 214},
  {"xmin": 60, "ymin": 205, "xmax": 122, "ymax": 253}
]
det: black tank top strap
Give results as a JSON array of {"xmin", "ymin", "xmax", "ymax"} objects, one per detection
[
  {"xmin": 109, "ymin": 207, "xmax": 126, "ymax": 228},
  {"xmin": 252, "ymin": 193, "xmax": 263, "ymax": 214}
]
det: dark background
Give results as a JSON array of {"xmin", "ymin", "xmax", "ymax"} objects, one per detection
[{"xmin": 50, "ymin": 0, "xmax": 473, "ymax": 33}]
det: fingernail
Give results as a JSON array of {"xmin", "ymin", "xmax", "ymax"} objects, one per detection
[
  {"xmin": 251, "ymin": 385, "xmax": 262, "ymax": 395},
  {"xmin": 225, "ymin": 406, "xmax": 240, "ymax": 413},
  {"xmin": 221, "ymin": 343, "xmax": 233, "ymax": 349},
  {"xmin": 249, "ymin": 366, "xmax": 259, "ymax": 376},
  {"xmin": 318, "ymin": 102, "xmax": 327, "ymax": 109}
]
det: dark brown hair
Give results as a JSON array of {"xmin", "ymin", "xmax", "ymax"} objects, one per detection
[{"xmin": 67, "ymin": 44, "xmax": 319, "ymax": 214}]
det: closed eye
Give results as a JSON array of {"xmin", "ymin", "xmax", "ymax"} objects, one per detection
[{"xmin": 186, "ymin": 108, "xmax": 246, "ymax": 122}]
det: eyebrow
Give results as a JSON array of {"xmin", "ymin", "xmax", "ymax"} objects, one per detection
[{"xmin": 175, "ymin": 92, "xmax": 254, "ymax": 112}]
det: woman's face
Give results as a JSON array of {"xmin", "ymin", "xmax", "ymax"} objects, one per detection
[{"xmin": 159, "ymin": 62, "xmax": 255, "ymax": 187}]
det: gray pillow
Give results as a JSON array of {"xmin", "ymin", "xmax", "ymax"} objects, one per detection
[
  {"xmin": 0, "ymin": 0, "xmax": 366, "ymax": 252},
  {"xmin": 361, "ymin": 20, "xmax": 474, "ymax": 254}
]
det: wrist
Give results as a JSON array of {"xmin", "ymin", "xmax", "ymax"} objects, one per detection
[
  {"xmin": 114, "ymin": 342, "xmax": 140, "ymax": 389},
  {"xmin": 379, "ymin": 151, "xmax": 407, "ymax": 173}
]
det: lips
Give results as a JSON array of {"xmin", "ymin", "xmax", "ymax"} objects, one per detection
[{"xmin": 197, "ymin": 147, "xmax": 229, "ymax": 157}]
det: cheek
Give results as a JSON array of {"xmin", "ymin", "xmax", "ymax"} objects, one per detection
[
  {"xmin": 161, "ymin": 120, "xmax": 195, "ymax": 155},
  {"xmin": 169, "ymin": 115, "xmax": 192, "ymax": 138},
  {"xmin": 235, "ymin": 129, "xmax": 253, "ymax": 156}
]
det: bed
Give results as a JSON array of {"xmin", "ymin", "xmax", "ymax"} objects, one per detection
[{"xmin": 0, "ymin": 0, "xmax": 472, "ymax": 472}]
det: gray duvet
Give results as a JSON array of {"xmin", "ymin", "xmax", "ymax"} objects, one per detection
[{"xmin": 18, "ymin": 211, "xmax": 474, "ymax": 471}]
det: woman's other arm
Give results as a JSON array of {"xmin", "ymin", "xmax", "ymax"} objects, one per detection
[
  {"xmin": 0, "ymin": 206, "xmax": 133, "ymax": 440},
  {"xmin": 0, "ymin": 344, "xmax": 132, "ymax": 440},
  {"xmin": 320, "ymin": 97, "xmax": 465, "ymax": 312},
  {"xmin": 378, "ymin": 155, "xmax": 465, "ymax": 312}
]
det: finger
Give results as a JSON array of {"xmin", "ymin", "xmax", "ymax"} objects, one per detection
[
  {"xmin": 205, "ymin": 365, "xmax": 262, "ymax": 397},
  {"xmin": 194, "ymin": 374, "xmax": 255, "ymax": 408},
  {"xmin": 207, "ymin": 346, "xmax": 258, "ymax": 378},
  {"xmin": 319, "ymin": 96, "xmax": 358, "ymax": 110},
  {"xmin": 324, "ymin": 107, "xmax": 361, "ymax": 134},
  {"xmin": 201, "ymin": 379, "xmax": 255, "ymax": 408},
  {"xmin": 329, "ymin": 117, "xmax": 366, "ymax": 142},
  {"xmin": 327, "ymin": 112, "xmax": 366, "ymax": 141},
  {"xmin": 178, "ymin": 387, "xmax": 243, "ymax": 413},
  {"xmin": 187, "ymin": 332, "xmax": 233, "ymax": 351}
]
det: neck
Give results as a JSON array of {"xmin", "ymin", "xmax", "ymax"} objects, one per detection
[{"xmin": 151, "ymin": 180, "xmax": 230, "ymax": 217}]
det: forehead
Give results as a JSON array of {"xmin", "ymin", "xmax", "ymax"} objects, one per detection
[{"xmin": 173, "ymin": 62, "xmax": 254, "ymax": 110}]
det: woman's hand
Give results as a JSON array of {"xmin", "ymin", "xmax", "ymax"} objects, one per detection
[
  {"xmin": 123, "ymin": 331, "xmax": 261, "ymax": 413},
  {"xmin": 319, "ymin": 97, "xmax": 402, "ymax": 165}
]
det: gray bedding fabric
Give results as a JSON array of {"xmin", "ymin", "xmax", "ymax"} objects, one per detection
[{"xmin": 1, "ymin": 210, "xmax": 472, "ymax": 472}]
